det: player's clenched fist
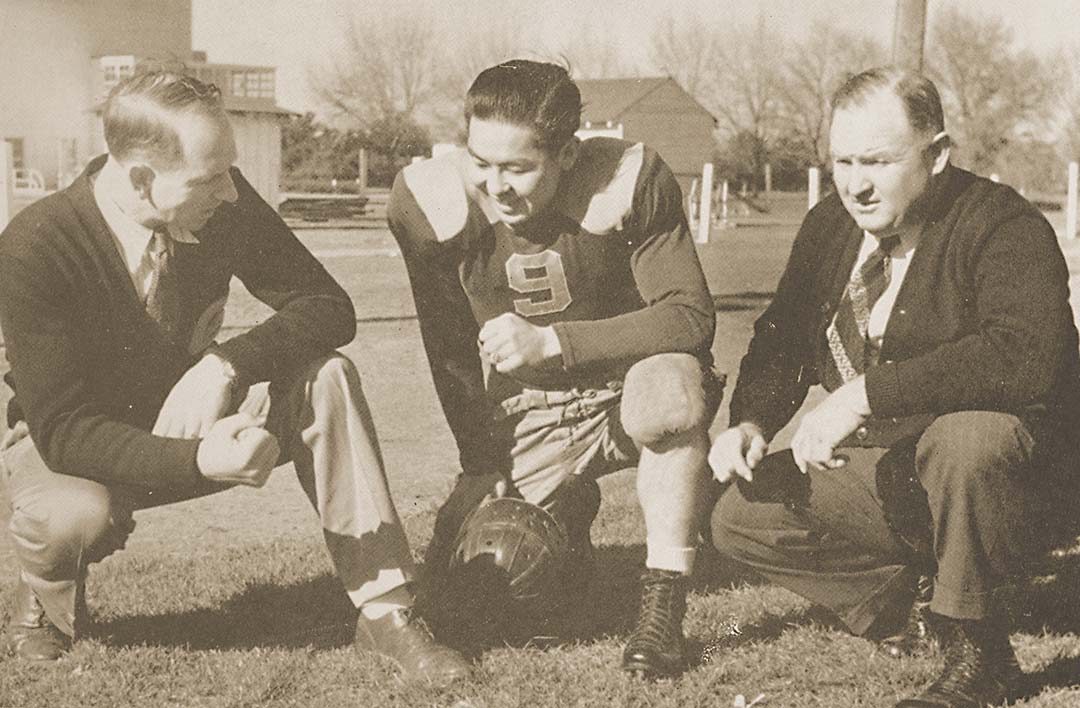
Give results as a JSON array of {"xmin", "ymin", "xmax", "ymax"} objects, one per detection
[
  {"xmin": 708, "ymin": 422, "xmax": 768, "ymax": 483},
  {"xmin": 478, "ymin": 312, "xmax": 562, "ymax": 373},
  {"xmin": 196, "ymin": 412, "xmax": 280, "ymax": 487}
]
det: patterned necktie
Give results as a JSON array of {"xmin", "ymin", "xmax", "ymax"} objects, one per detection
[
  {"xmin": 821, "ymin": 234, "xmax": 900, "ymax": 390},
  {"xmin": 144, "ymin": 229, "xmax": 183, "ymax": 345}
]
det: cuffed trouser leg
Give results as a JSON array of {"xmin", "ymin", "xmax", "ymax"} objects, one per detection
[
  {"xmin": 711, "ymin": 447, "xmax": 919, "ymax": 636},
  {"xmin": 915, "ymin": 411, "xmax": 1042, "ymax": 620},
  {"xmin": 712, "ymin": 411, "xmax": 1056, "ymax": 633},
  {"xmin": 261, "ymin": 353, "xmax": 416, "ymax": 607}
]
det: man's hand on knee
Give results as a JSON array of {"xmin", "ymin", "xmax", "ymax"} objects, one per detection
[
  {"xmin": 196, "ymin": 412, "xmax": 279, "ymax": 487},
  {"xmin": 709, "ymin": 422, "xmax": 767, "ymax": 483},
  {"xmin": 153, "ymin": 352, "xmax": 238, "ymax": 439},
  {"xmin": 621, "ymin": 353, "xmax": 713, "ymax": 447}
]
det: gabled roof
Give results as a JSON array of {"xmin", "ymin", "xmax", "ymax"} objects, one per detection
[{"xmin": 576, "ymin": 77, "xmax": 715, "ymax": 125}]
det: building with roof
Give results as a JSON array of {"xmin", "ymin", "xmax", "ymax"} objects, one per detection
[
  {"xmin": 575, "ymin": 77, "xmax": 717, "ymax": 195},
  {"xmin": 0, "ymin": 0, "xmax": 289, "ymax": 207}
]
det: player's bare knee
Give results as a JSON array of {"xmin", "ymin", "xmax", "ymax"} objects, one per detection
[{"xmin": 621, "ymin": 353, "xmax": 711, "ymax": 447}]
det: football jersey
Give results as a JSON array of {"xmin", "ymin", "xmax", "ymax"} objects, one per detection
[{"xmin": 388, "ymin": 137, "xmax": 714, "ymax": 471}]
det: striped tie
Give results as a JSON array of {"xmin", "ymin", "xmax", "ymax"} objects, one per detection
[
  {"xmin": 821, "ymin": 234, "xmax": 900, "ymax": 390},
  {"xmin": 144, "ymin": 229, "xmax": 183, "ymax": 346}
]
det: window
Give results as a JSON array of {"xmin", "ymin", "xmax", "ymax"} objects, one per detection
[
  {"xmin": 259, "ymin": 72, "xmax": 274, "ymax": 98},
  {"xmin": 232, "ymin": 71, "xmax": 246, "ymax": 96}
]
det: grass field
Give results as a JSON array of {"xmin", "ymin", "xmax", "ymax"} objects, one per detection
[{"xmin": 1, "ymin": 210, "xmax": 1080, "ymax": 707}]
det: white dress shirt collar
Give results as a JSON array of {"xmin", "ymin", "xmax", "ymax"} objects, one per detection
[{"xmin": 92, "ymin": 160, "xmax": 198, "ymax": 289}]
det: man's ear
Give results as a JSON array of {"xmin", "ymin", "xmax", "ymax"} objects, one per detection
[
  {"xmin": 128, "ymin": 163, "xmax": 155, "ymax": 200},
  {"xmin": 556, "ymin": 136, "xmax": 580, "ymax": 171},
  {"xmin": 929, "ymin": 131, "xmax": 951, "ymax": 176}
]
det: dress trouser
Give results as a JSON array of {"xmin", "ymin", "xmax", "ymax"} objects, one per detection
[
  {"xmin": 0, "ymin": 353, "xmax": 416, "ymax": 638},
  {"xmin": 712, "ymin": 410, "xmax": 1075, "ymax": 635}
]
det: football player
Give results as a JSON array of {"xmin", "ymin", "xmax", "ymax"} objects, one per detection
[{"xmin": 388, "ymin": 59, "xmax": 721, "ymax": 678}]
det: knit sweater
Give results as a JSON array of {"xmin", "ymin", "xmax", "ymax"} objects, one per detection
[
  {"xmin": 730, "ymin": 165, "xmax": 1080, "ymax": 445},
  {"xmin": 0, "ymin": 156, "xmax": 356, "ymax": 489}
]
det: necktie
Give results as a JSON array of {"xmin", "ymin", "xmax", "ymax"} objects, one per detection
[
  {"xmin": 144, "ymin": 229, "xmax": 183, "ymax": 345},
  {"xmin": 821, "ymin": 234, "xmax": 900, "ymax": 390}
]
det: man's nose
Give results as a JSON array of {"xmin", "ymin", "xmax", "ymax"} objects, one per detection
[
  {"xmin": 847, "ymin": 164, "xmax": 872, "ymax": 198},
  {"xmin": 485, "ymin": 169, "xmax": 509, "ymax": 197}
]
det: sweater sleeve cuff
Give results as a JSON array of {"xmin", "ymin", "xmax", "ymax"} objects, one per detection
[
  {"xmin": 209, "ymin": 337, "xmax": 262, "ymax": 387},
  {"xmin": 865, "ymin": 362, "xmax": 905, "ymax": 417},
  {"xmin": 161, "ymin": 437, "xmax": 206, "ymax": 490}
]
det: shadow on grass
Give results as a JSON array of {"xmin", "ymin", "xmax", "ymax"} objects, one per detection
[
  {"xmin": 1006, "ymin": 549, "xmax": 1080, "ymax": 637},
  {"xmin": 462, "ymin": 541, "xmax": 793, "ymax": 661},
  {"xmin": 1019, "ymin": 655, "xmax": 1080, "ymax": 699},
  {"xmin": 92, "ymin": 574, "xmax": 356, "ymax": 651}
]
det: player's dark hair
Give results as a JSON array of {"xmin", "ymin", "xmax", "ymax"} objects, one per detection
[
  {"xmin": 832, "ymin": 65, "xmax": 945, "ymax": 137},
  {"xmin": 103, "ymin": 64, "xmax": 225, "ymax": 168},
  {"xmin": 465, "ymin": 59, "xmax": 581, "ymax": 152}
]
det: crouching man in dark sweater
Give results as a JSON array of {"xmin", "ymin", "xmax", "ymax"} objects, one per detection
[
  {"xmin": 708, "ymin": 66, "xmax": 1080, "ymax": 707},
  {"xmin": 0, "ymin": 69, "xmax": 469, "ymax": 687}
]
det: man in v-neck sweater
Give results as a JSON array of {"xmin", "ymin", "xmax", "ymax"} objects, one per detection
[
  {"xmin": 708, "ymin": 67, "xmax": 1080, "ymax": 707},
  {"xmin": 0, "ymin": 69, "xmax": 469, "ymax": 686}
]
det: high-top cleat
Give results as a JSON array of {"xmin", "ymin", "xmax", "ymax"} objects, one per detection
[
  {"xmin": 2, "ymin": 575, "xmax": 72, "ymax": 662},
  {"xmin": 622, "ymin": 568, "xmax": 688, "ymax": 680},
  {"xmin": 355, "ymin": 607, "xmax": 472, "ymax": 688},
  {"xmin": 895, "ymin": 613, "xmax": 1022, "ymax": 707}
]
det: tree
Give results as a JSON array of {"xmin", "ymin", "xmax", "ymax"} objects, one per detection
[
  {"xmin": 560, "ymin": 18, "xmax": 632, "ymax": 80},
  {"xmin": 779, "ymin": 22, "xmax": 884, "ymax": 168},
  {"xmin": 427, "ymin": 18, "xmax": 532, "ymax": 142},
  {"xmin": 927, "ymin": 8, "xmax": 1055, "ymax": 176},
  {"xmin": 281, "ymin": 112, "xmax": 325, "ymax": 175},
  {"xmin": 710, "ymin": 17, "xmax": 787, "ymax": 192},
  {"xmin": 648, "ymin": 11, "xmax": 721, "ymax": 101},
  {"xmin": 310, "ymin": 8, "xmax": 441, "ymax": 129},
  {"xmin": 1058, "ymin": 45, "xmax": 1080, "ymax": 162}
]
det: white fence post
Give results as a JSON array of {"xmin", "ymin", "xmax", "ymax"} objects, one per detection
[
  {"xmin": 1066, "ymin": 161, "xmax": 1078, "ymax": 240},
  {"xmin": 808, "ymin": 167, "xmax": 821, "ymax": 210},
  {"xmin": 0, "ymin": 142, "xmax": 13, "ymax": 232},
  {"xmin": 721, "ymin": 180, "xmax": 730, "ymax": 224},
  {"xmin": 696, "ymin": 163, "xmax": 713, "ymax": 244}
]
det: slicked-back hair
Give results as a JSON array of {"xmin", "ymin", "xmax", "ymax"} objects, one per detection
[
  {"xmin": 103, "ymin": 67, "xmax": 225, "ymax": 169},
  {"xmin": 831, "ymin": 66, "xmax": 945, "ymax": 138},
  {"xmin": 465, "ymin": 59, "xmax": 581, "ymax": 152}
]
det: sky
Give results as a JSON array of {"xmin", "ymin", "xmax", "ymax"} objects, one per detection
[{"xmin": 192, "ymin": 0, "xmax": 1080, "ymax": 115}]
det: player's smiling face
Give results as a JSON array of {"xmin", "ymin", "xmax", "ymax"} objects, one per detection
[
  {"xmin": 829, "ymin": 88, "xmax": 949, "ymax": 237},
  {"xmin": 466, "ymin": 117, "xmax": 578, "ymax": 229}
]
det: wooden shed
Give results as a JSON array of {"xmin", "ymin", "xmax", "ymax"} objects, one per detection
[{"xmin": 575, "ymin": 77, "xmax": 717, "ymax": 196}]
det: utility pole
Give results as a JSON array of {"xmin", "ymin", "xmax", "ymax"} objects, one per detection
[{"xmin": 892, "ymin": 0, "xmax": 928, "ymax": 71}]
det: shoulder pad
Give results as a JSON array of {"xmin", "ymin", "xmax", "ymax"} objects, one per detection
[
  {"xmin": 556, "ymin": 138, "xmax": 645, "ymax": 234},
  {"xmin": 401, "ymin": 149, "xmax": 473, "ymax": 242}
]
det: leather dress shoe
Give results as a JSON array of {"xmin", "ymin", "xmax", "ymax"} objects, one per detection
[
  {"xmin": 895, "ymin": 613, "xmax": 1022, "ymax": 707},
  {"xmin": 622, "ymin": 569, "xmax": 688, "ymax": 679},
  {"xmin": 2, "ymin": 576, "xmax": 72, "ymax": 661},
  {"xmin": 879, "ymin": 574, "xmax": 935, "ymax": 659},
  {"xmin": 355, "ymin": 607, "xmax": 471, "ymax": 687}
]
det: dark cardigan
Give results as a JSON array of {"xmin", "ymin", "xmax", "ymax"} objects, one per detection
[
  {"xmin": 730, "ymin": 165, "xmax": 1080, "ymax": 446},
  {"xmin": 0, "ymin": 156, "xmax": 356, "ymax": 489}
]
